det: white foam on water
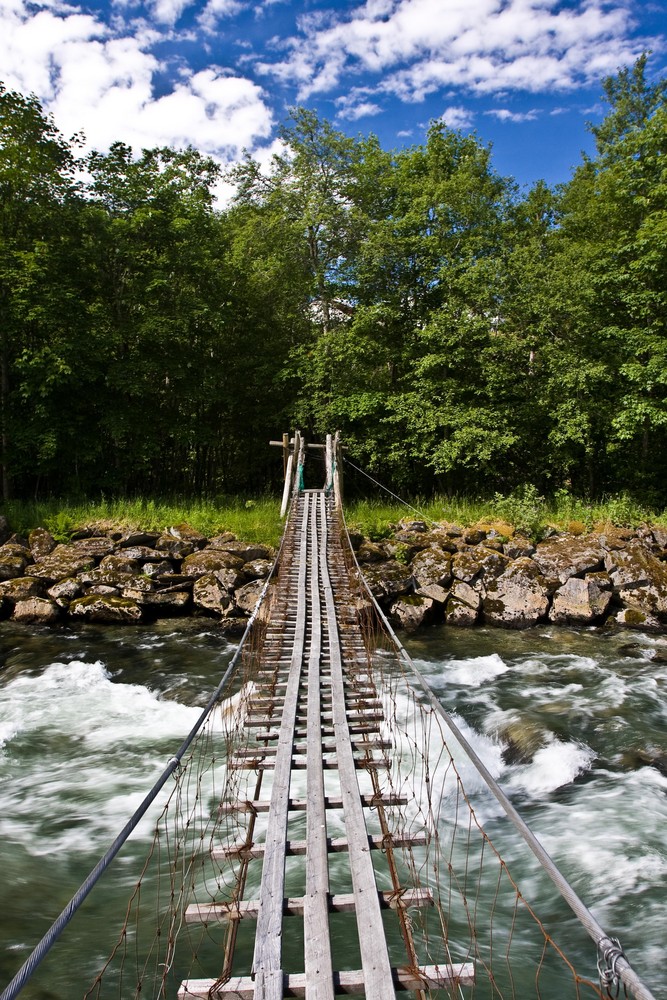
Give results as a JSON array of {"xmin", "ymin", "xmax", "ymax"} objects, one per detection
[
  {"xmin": 506, "ymin": 738, "xmax": 595, "ymax": 795},
  {"xmin": 0, "ymin": 660, "xmax": 210, "ymax": 856},
  {"xmin": 437, "ymin": 652, "xmax": 510, "ymax": 688}
]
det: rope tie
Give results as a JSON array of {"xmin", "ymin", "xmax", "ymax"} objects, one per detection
[{"xmin": 598, "ymin": 938, "xmax": 629, "ymax": 998}]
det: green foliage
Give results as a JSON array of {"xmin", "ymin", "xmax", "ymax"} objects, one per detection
[{"xmin": 492, "ymin": 485, "xmax": 546, "ymax": 540}]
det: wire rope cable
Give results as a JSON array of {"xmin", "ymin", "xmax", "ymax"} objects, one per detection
[
  {"xmin": 0, "ymin": 524, "xmax": 289, "ymax": 1000},
  {"xmin": 343, "ymin": 455, "xmax": 437, "ymax": 525},
  {"xmin": 337, "ymin": 509, "xmax": 658, "ymax": 1000}
]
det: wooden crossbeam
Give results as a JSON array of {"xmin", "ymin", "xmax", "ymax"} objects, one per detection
[
  {"xmin": 178, "ymin": 963, "xmax": 476, "ymax": 998},
  {"xmin": 213, "ymin": 831, "xmax": 429, "ymax": 861}
]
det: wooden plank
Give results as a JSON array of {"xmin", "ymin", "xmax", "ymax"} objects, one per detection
[
  {"xmin": 185, "ymin": 889, "xmax": 434, "ymax": 924},
  {"xmin": 217, "ymin": 794, "xmax": 408, "ymax": 814},
  {"xmin": 213, "ymin": 831, "xmax": 429, "ymax": 861},
  {"xmin": 319, "ymin": 504, "xmax": 396, "ymax": 1000},
  {"xmin": 179, "ymin": 964, "xmax": 475, "ymax": 998},
  {"xmin": 251, "ymin": 494, "xmax": 310, "ymax": 1000},
  {"xmin": 303, "ymin": 491, "xmax": 334, "ymax": 999}
]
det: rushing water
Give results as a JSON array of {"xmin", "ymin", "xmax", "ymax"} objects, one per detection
[{"xmin": 0, "ymin": 619, "xmax": 665, "ymax": 998}]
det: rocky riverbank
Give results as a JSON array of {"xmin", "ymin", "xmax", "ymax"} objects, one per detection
[{"xmin": 2, "ymin": 515, "xmax": 667, "ymax": 633}]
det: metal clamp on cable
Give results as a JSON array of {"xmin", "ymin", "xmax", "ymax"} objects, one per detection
[{"xmin": 597, "ymin": 937, "xmax": 628, "ymax": 998}]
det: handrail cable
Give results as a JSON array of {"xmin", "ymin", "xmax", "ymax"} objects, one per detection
[
  {"xmin": 0, "ymin": 527, "xmax": 288, "ymax": 1000},
  {"xmin": 338, "ymin": 510, "xmax": 658, "ymax": 1000},
  {"xmin": 343, "ymin": 456, "xmax": 437, "ymax": 525}
]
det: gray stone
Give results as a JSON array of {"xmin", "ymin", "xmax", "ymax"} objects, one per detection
[
  {"xmin": 193, "ymin": 573, "xmax": 232, "ymax": 614},
  {"xmin": 550, "ymin": 575, "xmax": 613, "ymax": 624},
  {"xmin": 0, "ymin": 576, "xmax": 45, "ymax": 602},
  {"xmin": 410, "ymin": 547, "xmax": 452, "ymax": 588},
  {"xmin": 445, "ymin": 581, "xmax": 480, "ymax": 625},
  {"xmin": 483, "ymin": 558, "xmax": 550, "ymax": 628},
  {"xmin": 210, "ymin": 540, "xmax": 273, "ymax": 562},
  {"xmin": 12, "ymin": 597, "xmax": 60, "ymax": 624},
  {"xmin": 234, "ymin": 579, "xmax": 266, "ymax": 614},
  {"xmin": 390, "ymin": 595, "xmax": 434, "ymax": 631},
  {"xmin": 71, "ymin": 536, "xmax": 115, "ymax": 558},
  {"xmin": 415, "ymin": 583, "xmax": 449, "ymax": 604},
  {"xmin": 531, "ymin": 535, "xmax": 604, "ymax": 585},
  {"xmin": 182, "ymin": 550, "xmax": 245, "ymax": 577},
  {"xmin": 47, "ymin": 577, "xmax": 82, "ymax": 607},
  {"xmin": 356, "ymin": 541, "xmax": 387, "ymax": 563},
  {"xmin": 242, "ymin": 559, "xmax": 273, "ymax": 580},
  {"xmin": 359, "ymin": 560, "xmax": 413, "ymax": 601},
  {"xmin": 609, "ymin": 608, "xmax": 662, "ymax": 631},
  {"xmin": 30, "ymin": 545, "xmax": 95, "ymax": 582},
  {"xmin": 69, "ymin": 595, "xmax": 143, "ymax": 623},
  {"xmin": 28, "ymin": 527, "xmax": 57, "ymax": 559}
]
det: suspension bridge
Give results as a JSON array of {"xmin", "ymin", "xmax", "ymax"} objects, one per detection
[{"xmin": 0, "ymin": 433, "xmax": 658, "ymax": 1000}]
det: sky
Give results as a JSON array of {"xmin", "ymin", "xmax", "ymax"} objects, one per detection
[{"xmin": 1, "ymin": 0, "xmax": 666, "ymax": 197}]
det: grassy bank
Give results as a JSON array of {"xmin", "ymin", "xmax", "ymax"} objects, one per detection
[{"xmin": 3, "ymin": 488, "xmax": 666, "ymax": 548}]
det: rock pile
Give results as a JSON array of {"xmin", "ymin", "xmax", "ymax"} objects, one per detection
[
  {"xmin": 0, "ymin": 518, "xmax": 273, "ymax": 631},
  {"xmin": 3, "ymin": 514, "xmax": 667, "ymax": 633},
  {"xmin": 355, "ymin": 520, "xmax": 667, "ymax": 632}
]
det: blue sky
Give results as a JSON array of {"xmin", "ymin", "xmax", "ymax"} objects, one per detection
[{"xmin": 2, "ymin": 0, "xmax": 666, "ymax": 197}]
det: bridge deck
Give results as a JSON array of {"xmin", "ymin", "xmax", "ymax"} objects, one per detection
[{"xmin": 179, "ymin": 490, "xmax": 474, "ymax": 999}]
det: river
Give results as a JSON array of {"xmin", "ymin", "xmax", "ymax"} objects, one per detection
[{"xmin": 0, "ymin": 619, "xmax": 665, "ymax": 998}]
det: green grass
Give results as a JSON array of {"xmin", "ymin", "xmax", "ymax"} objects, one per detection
[
  {"xmin": 3, "ymin": 488, "xmax": 667, "ymax": 548},
  {"xmin": 343, "ymin": 488, "xmax": 667, "ymax": 542},
  {"xmin": 2, "ymin": 495, "xmax": 285, "ymax": 547}
]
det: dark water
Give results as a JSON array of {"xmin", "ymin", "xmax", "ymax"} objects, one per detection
[{"xmin": 0, "ymin": 619, "xmax": 665, "ymax": 998}]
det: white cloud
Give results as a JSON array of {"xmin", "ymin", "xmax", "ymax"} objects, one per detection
[
  {"xmin": 485, "ymin": 107, "xmax": 539, "ymax": 122},
  {"xmin": 0, "ymin": 0, "xmax": 273, "ymax": 165},
  {"xmin": 335, "ymin": 89, "xmax": 383, "ymax": 120},
  {"xmin": 258, "ymin": 0, "xmax": 649, "ymax": 102},
  {"xmin": 439, "ymin": 104, "xmax": 474, "ymax": 128}
]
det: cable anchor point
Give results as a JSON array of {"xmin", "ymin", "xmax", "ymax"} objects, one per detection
[{"xmin": 597, "ymin": 937, "xmax": 628, "ymax": 998}]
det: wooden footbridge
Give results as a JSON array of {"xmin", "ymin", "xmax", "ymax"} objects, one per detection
[
  {"xmin": 179, "ymin": 483, "xmax": 473, "ymax": 998},
  {"xmin": 1, "ymin": 432, "xmax": 658, "ymax": 1000}
]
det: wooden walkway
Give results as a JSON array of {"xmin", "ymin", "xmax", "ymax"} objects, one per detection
[{"xmin": 179, "ymin": 490, "xmax": 474, "ymax": 999}]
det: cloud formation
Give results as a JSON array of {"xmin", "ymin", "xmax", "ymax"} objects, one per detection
[
  {"xmin": 259, "ymin": 0, "xmax": 647, "ymax": 101},
  {"xmin": 0, "ymin": 0, "xmax": 273, "ymax": 161}
]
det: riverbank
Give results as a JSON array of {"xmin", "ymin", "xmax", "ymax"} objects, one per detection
[{"xmin": 2, "ymin": 513, "xmax": 667, "ymax": 633}]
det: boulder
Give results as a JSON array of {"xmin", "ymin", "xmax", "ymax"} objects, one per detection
[
  {"xmin": 531, "ymin": 535, "xmax": 604, "ymax": 585},
  {"xmin": 193, "ymin": 573, "xmax": 232, "ymax": 614},
  {"xmin": 356, "ymin": 541, "xmax": 387, "ymax": 563},
  {"xmin": 606, "ymin": 541, "xmax": 667, "ymax": 619},
  {"xmin": 70, "ymin": 536, "xmax": 115, "ymax": 558},
  {"xmin": 119, "ymin": 546, "xmax": 166, "ymax": 563},
  {"xmin": 142, "ymin": 560, "xmax": 176, "ymax": 577},
  {"xmin": 29, "ymin": 545, "xmax": 95, "ymax": 583},
  {"xmin": 0, "ymin": 576, "xmax": 45, "ymax": 603},
  {"xmin": 390, "ymin": 595, "xmax": 434, "ymax": 631},
  {"xmin": 550, "ymin": 575, "xmax": 613, "ymax": 624},
  {"xmin": 234, "ymin": 579, "xmax": 266, "ymax": 614},
  {"xmin": 503, "ymin": 538, "xmax": 535, "ymax": 560},
  {"xmin": 211, "ymin": 540, "xmax": 273, "ymax": 562},
  {"xmin": 182, "ymin": 550, "xmax": 245, "ymax": 577},
  {"xmin": 47, "ymin": 577, "xmax": 82, "ymax": 607},
  {"xmin": 452, "ymin": 546, "xmax": 509, "ymax": 584},
  {"xmin": 445, "ymin": 581, "xmax": 480, "ymax": 625},
  {"xmin": 69, "ymin": 595, "xmax": 143, "ymax": 623},
  {"xmin": 165, "ymin": 523, "xmax": 208, "ymax": 548},
  {"xmin": 359, "ymin": 560, "xmax": 413, "ymax": 601},
  {"xmin": 12, "ymin": 597, "xmax": 60, "ymax": 624},
  {"xmin": 98, "ymin": 553, "xmax": 141, "ymax": 574},
  {"xmin": 28, "ymin": 527, "xmax": 57, "ymax": 559},
  {"xmin": 410, "ymin": 547, "xmax": 452, "ymax": 589},
  {"xmin": 415, "ymin": 583, "xmax": 449, "ymax": 604},
  {"xmin": 122, "ymin": 586, "xmax": 191, "ymax": 612},
  {"xmin": 154, "ymin": 535, "xmax": 195, "ymax": 559},
  {"xmin": 0, "ymin": 547, "xmax": 30, "ymax": 580},
  {"xmin": 483, "ymin": 558, "xmax": 550, "ymax": 628},
  {"xmin": 118, "ymin": 530, "xmax": 161, "ymax": 548},
  {"xmin": 243, "ymin": 559, "xmax": 273, "ymax": 580},
  {"xmin": 608, "ymin": 607, "xmax": 662, "ymax": 631}
]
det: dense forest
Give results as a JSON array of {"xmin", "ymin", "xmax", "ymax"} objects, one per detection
[{"xmin": 1, "ymin": 56, "xmax": 666, "ymax": 503}]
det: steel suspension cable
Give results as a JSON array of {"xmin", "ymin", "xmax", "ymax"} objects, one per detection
[
  {"xmin": 338, "ymin": 512, "xmax": 658, "ymax": 1000},
  {"xmin": 0, "ymin": 526, "xmax": 288, "ymax": 1000}
]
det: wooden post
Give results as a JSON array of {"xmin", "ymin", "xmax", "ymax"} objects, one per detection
[
  {"xmin": 282, "ymin": 432, "xmax": 289, "ymax": 478},
  {"xmin": 325, "ymin": 433, "xmax": 333, "ymax": 492},
  {"xmin": 333, "ymin": 431, "xmax": 343, "ymax": 508}
]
